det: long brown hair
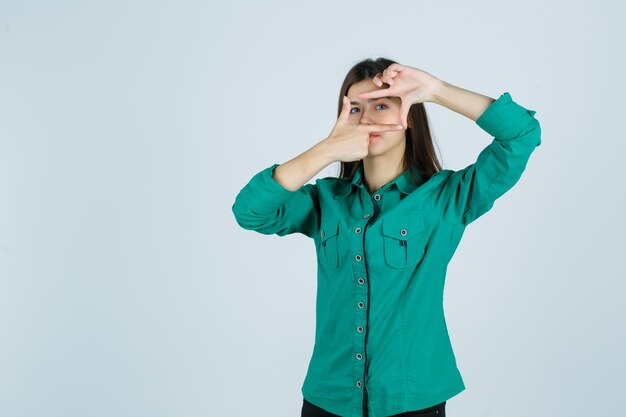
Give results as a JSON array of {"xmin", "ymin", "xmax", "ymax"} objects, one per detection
[{"xmin": 336, "ymin": 57, "xmax": 442, "ymax": 184}]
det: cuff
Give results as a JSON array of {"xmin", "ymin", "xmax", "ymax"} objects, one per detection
[
  {"xmin": 476, "ymin": 92, "xmax": 538, "ymax": 140},
  {"xmin": 241, "ymin": 163, "xmax": 300, "ymax": 214}
]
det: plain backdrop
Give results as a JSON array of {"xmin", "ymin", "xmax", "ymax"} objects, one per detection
[{"xmin": 1, "ymin": 1, "xmax": 625, "ymax": 416}]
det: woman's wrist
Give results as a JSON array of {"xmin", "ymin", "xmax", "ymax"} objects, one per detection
[
  {"xmin": 315, "ymin": 137, "xmax": 339, "ymax": 165},
  {"xmin": 428, "ymin": 78, "xmax": 450, "ymax": 105},
  {"xmin": 427, "ymin": 79, "xmax": 495, "ymax": 121}
]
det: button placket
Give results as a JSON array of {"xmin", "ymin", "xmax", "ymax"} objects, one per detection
[{"xmin": 351, "ymin": 197, "xmax": 374, "ymax": 398}]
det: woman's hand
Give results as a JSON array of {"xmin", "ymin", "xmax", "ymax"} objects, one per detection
[
  {"xmin": 357, "ymin": 63, "xmax": 442, "ymax": 129},
  {"xmin": 323, "ymin": 95, "xmax": 404, "ymax": 162}
]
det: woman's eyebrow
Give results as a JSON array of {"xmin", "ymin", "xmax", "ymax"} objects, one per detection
[{"xmin": 350, "ymin": 96, "xmax": 392, "ymax": 105}]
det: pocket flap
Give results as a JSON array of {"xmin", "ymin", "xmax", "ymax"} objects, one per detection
[
  {"xmin": 320, "ymin": 217, "xmax": 339, "ymax": 241},
  {"xmin": 382, "ymin": 214, "xmax": 424, "ymax": 240}
]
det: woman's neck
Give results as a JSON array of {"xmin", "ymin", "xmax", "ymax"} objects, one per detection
[{"xmin": 362, "ymin": 159, "xmax": 405, "ymax": 195}]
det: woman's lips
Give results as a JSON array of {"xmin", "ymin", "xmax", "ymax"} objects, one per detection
[{"xmin": 369, "ymin": 133, "xmax": 380, "ymax": 139}]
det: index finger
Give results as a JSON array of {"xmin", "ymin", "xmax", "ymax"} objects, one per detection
[
  {"xmin": 364, "ymin": 123, "xmax": 404, "ymax": 133},
  {"xmin": 357, "ymin": 87, "xmax": 395, "ymax": 100}
]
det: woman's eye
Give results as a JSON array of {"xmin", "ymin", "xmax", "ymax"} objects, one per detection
[{"xmin": 350, "ymin": 104, "xmax": 388, "ymax": 114}]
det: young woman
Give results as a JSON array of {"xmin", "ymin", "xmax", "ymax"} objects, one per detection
[{"xmin": 232, "ymin": 57, "xmax": 542, "ymax": 417}]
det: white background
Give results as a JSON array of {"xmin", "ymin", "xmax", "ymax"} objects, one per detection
[{"xmin": 1, "ymin": 1, "xmax": 625, "ymax": 416}]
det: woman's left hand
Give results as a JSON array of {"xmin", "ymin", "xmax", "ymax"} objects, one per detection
[{"xmin": 357, "ymin": 63, "xmax": 442, "ymax": 129}]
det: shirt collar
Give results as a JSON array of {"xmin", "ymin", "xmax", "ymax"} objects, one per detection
[{"xmin": 335, "ymin": 164, "xmax": 423, "ymax": 199}]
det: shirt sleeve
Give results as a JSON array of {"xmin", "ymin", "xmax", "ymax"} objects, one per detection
[
  {"xmin": 437, "ymin": 91, "xmax": 542, "ymax": 226},
  {"xmin": 231, "ymin": 163, "xmax": 321, "ymax": 238}
]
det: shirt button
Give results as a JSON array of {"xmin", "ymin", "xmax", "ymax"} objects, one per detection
[
  {"xmin": 358, "ymin": 278, "xmax": 365, "ymax": 284},
  {"xmin": 356, "ymin": 353, "xmax": 363, "ymax": 360},
  {"xmin": 356, "ymin": 381, "xmax": 362, "ymax": 388},
  {"xmin": 320, "ymin": 230, "xmax": 325, "ymax": 238},
  {"xmin": 373, "ymin": 194, "xmax": 381, "ymax": 201},
  {"xmin": 355, "ymin": 255, "xmax": 362, "ymax": 261},
  {"xmin": 363, "ymin": 214, "xmax": 370, "ymax": 219},
  {"xmin": 358, "ymin": 302, "xmax": 364, "ymax": 308},
  {"xmin": 357, "ymin": 325, "xmax": 364, "ymax": 332},
  {"xmin": 400, "ymin": 229, "xmax": 407, "ymax": 236},
  {"xmin": 355, "ymin": 227, "xmax": 361, "ymax": 234}
]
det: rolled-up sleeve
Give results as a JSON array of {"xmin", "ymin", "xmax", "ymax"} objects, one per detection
[
  {"xmin": 438, "ymin": 92, "xmax": 542, "ymax": 226},
  {"xmin": 231, "ymin": 163, "xmax": 321, "ymax": 238}
]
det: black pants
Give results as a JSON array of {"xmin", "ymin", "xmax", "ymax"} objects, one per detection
[{"xmin": 301, "ymin": 397, "xmax": 446, "ymax": 417}]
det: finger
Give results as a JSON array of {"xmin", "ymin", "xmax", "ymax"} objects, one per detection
[
  {"xmin": 400, "ymin": 103, "xmax": 410, "ymax": 130},
  {"xmin": 386, "ymin": 69, "xmax": 401, "ymax": 84},
  {"xmin": 363, "ymin": 123, "xmax": 404, "ymax": 133},
  {"xmin": 381, "ymin": 70, "xmax": 391, "ymax": 85},
  {"xmin": 373, "ymin": 73, "xmax": 383, "ymax": 86},
  {"xmin": 384, "ymin": 68, "xmax": 398, "ymax": 79},
  {"xmin": 384, "ymin": 68, "xmax": 399, "ymax": 78},
  {"xmin": 388, "ymin": 63, "xmax": 406, "ymax": 72},
  {"xmin": 357, "ymin": 87, "xmax": 394, "ymax": 100},
  {"xmin": 338, "ymin": 95, "xmax": 351, "ymax": 123}
]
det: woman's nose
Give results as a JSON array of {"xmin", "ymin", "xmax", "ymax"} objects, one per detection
[{"xmin": 359, "ymin": 111, "xmax": 376, "ymax": 125}]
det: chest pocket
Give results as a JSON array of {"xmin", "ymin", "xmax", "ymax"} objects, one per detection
[
  {"xmin": 318, "ymin": 216, "xmax": 340, "ymax": 269},
  {"xmin": 382, "ymin": 214, "xmax": 426, "ymax": 268}
]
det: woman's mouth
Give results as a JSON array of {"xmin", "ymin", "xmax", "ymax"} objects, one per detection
[{"xmin": 369, "ymin": 133, "xmax": 380, "ymax": 139}]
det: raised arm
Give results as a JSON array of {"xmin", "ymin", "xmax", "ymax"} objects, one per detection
[
  {"xmin": 430, "ymin": 79, "xmax": 495, "ymax": 122},
  {"xmin": 356, "ymin": 63, "xmax": 542, "ymax": 226},
  {"xmin": 232, "ymin": 93, "xmax": 404, "ymax": 238},
  {"xmin": 434, "ymin": 90, "xmax": 542, "ymax": 226}
]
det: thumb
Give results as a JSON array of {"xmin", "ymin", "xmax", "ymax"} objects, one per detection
[
  {"xmin": 338, "ymin": 95, "xmax": 351, "ymax": 123},
  {"xmin": 400, "ymin": 102, "xmax": 411, "ymax": 130}
]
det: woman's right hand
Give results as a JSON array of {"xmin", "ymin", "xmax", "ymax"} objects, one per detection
[{"xmin": 323, "ymin": 96, "xmax": 404, "ymax": 163}]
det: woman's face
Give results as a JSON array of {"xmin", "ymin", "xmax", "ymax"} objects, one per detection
[{"xmin": 346, "ymin": 78, "xmax": 407, "ymax": 159}]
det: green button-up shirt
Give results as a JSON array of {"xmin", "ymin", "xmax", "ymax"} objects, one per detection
[{"xmin": 232, "ymin": 92, "xmax": 541, "ymax": 417}]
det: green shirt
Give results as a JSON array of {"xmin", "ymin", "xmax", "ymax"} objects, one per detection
[{"xmin": 232, "ymin": 92, "xmax": 541, "ymax": 417}]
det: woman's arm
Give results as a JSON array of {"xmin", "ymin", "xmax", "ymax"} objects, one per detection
[
  {"xmin": 233, "ymin": 92, "xmax": 403, "ymax": 237},
  {"xmin": 357, "ymin": 63, "xmax": 493, "ymax": 128},
  {"xmin": 437, "ymin": 91, "xmax": 542, "ymax": 226},
  {"xmin": 232, "ymin": 161, "xmax": 323, "ymax": 238},
  {"xmin": 429, "ymin": 80, "xmax": 495, "ymax": 122},
  {"xmin": 274, "ymin": 92, "xmax": 405, "ymax": 191},
  {"xmin": 272, "ymin": 140, "xmax": 336, "ymax": 191},
  {"xmin": 356, "ymin": 63, "xmax": 542, "ymax": 226}
]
